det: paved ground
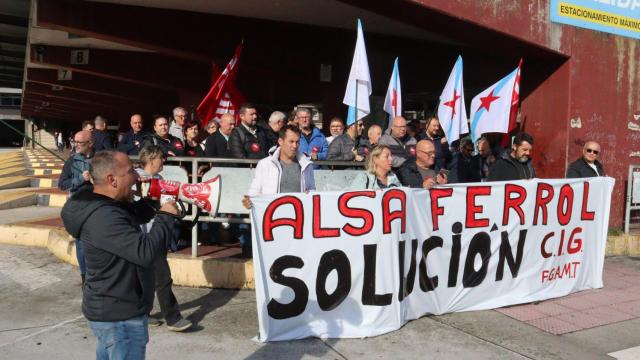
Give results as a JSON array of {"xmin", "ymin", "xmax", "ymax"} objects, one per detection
[{"xmin": 0, "ymin": 244, "xmax": 639, "ymax": 359}]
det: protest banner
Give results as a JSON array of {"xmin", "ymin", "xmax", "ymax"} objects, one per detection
[{"xmin": 250, "ymin": 177, "xmax": 615, "ymax": 341}]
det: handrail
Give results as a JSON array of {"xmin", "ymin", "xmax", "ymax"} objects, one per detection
[{"xmin": 131, "ymin": 154, "xmax": 365, "ymax": 257}]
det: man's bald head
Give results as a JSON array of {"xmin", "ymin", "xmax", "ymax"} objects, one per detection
[
  {"xmin": 218, "ymin": 113, "xmax": 236, "ymax": 136},
  {"xmin": 74, "ymin": 130, "xmax": 92, "ymax": 142},
  {"xmin": 415, "ymin": 139, "xmax": 436, "ymax": 168},
  {"xmin": 582, "ymin": 141, "xmax": 601, "ymax": 164},
  {"xmin": 391, "ymin": 116, "xmax": 407, "ymax": 138},
  {"xmin": 130, "ymin": 114, "xmax": 143, "ymax": 133},
  {"xmin": 74, "ymin": 130, "xmax": 94, "ymax": 156}
]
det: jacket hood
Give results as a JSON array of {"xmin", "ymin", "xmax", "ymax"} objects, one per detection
[{"xmin": 61, "ymin": 189, "xmax": 114, "ymax": 238}]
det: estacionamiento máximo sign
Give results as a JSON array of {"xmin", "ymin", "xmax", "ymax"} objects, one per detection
[
  {"xmin": 551, "ymin": 0, "xmax": 640, "ymax": 39},
  {"xmin": 250, "ymin": 178, "xmax": 614, "ymax": 341}
]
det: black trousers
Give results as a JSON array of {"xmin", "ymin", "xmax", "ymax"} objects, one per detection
[{"xmin": 153, "ymin": 255, "xmax": 182, "ymax": 325}]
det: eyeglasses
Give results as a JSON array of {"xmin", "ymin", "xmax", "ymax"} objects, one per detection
[
  {"xmin": 356, "ymin": 123, "xmax": 364, "ymax": 128},
  {"xmin": 175, "ymin": 115, "xmax": 187, "ymax": 118},
  {"xmin": 74, "ymin": 141, "xmax": 89, "ymax": 145},
  {"xmin": 586, "ymin": 149, "xmax": 599, "ymax": 154},
  {"xmin": 418, "ymin": 149, "xmax": 436, "ymax": 156}
]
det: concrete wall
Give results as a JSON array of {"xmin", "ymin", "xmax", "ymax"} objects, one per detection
[{"xmin": 409, "ymin": 0, "xmax": 639, "ymax": 228}]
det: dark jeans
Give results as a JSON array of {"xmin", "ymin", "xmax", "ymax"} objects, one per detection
[
  {"xmin": 153, "ymin": 255, "xmax": 182, "ymax": 325},
  {"xmin": 75, "ymin": 239, "xmax": 86, "ymax": 276},
  {"xmin": 88, "ymin": 314, "xmax": 148, "ymax": 360}
]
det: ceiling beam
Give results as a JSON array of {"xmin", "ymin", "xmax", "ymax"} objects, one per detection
[
  {"xmin": 0, "ymin": 14, "xmax": 28, "ymax": 28},
  {"xmin": 0, "ymin": 79, "xmax": 22, "ymax": 88},
  {"xmin": 30, "ymin": 44, "xmax": 210, "ymax": 91},
  {"xmin": 26, "ymin": 67, "xmax": 177, "ymax": 105},
  {"xmin": 24, "ymin": 81, "xmax": 156, "ymax": 109},
  {"xmin": 0, "ymin": 59, "xmax": 25, "ymax": 69},
  {"xmin": 0, "ymin": 48, "xmax": 25, "ymax": 59},
  {"xmin": 0, "ymin": 35, "xmax": 27, "ymax": 46}
]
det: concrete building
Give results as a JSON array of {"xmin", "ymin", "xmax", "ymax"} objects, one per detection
[{"xmin": 8, "ymin": 0, "xmax": 639, "ymax": 228}]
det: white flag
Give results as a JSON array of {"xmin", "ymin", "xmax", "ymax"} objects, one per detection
[
  {"xmin": 469, "ymin": 65, "xmax": 520, "ymax": 143},
  {"xmin": 383, "ymin": 58, "xmax": 402, "ymax": 129},
  {"xmin": 437, "ymin": 56, "xmax": 468, "ymax": 143},
  {"xmin": 343, "ymin": 19, "xmax": 372, "ymax": 125}
]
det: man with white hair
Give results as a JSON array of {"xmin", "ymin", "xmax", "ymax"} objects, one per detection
[
  {"xmin": 169, "ymin": 107, "xmax": 188, "ymax": 141},
  {"xmin": 265, "ymin": 111, "xmax": 285, "ymax": 149}
]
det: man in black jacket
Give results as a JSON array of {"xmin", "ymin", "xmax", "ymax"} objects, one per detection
[
  {"xmin": 143, "ymin": 116, "xmax": 185, "ymax": 157},
  {"xmin": 117, "ymin": 114, "xmax": 151, "ymax": 155},
  {"xmin": 488, "ymin": 132, "xmax": 536, "ymax": 181},
  {"xmin": 204, "ymin": 113, "xmax": 235, "ymax": 157},
  {"xmin": 448, "ymin": 137, "xmax": 479, "ymax": 183},
  {"xmin": 397, "ymin": 139, "xmax": 448, "ymax": 188},
  {"xmin": 61, "ymin": 150, "xmax": 180, "ymax": 359},
  {"xmin": 567, "ymin": 141, "xmax": 605, "ymax": 178},
  {"xmin": 228, "ymin": 103, "xmax": 270, "ymax": 159},
  {"xmin": 92, "ymin": 116, "xmax": 114, "ymax": 151}
]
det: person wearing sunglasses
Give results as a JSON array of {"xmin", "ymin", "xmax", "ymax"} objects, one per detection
[{"xmin": 567, "ymin": 141, "xmax": 605, "ymax": 178}]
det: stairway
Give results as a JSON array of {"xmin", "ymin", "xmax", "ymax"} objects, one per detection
[{"xmin": 0, "ymin": 149, "xmax": 68, "ymax": 209}]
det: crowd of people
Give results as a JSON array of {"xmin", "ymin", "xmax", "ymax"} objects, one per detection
[{"xmin": 56, "ymin": 103, "xmax": 607, "ymax": 359}]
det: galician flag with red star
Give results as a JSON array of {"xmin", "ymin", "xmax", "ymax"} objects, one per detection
[
  {"xmin": 383, "ymin": 57, "xmax": 402, "ymax": 129},
  {"xmin": 470, "ymin": 63, "xmax": 521, "ymax": 143},
  {"xmin": 343, "ymin": 19, "xmax": 372, "ymax": 126},
  {"xmin": 437, "ymin": 55, "xmax": 468, "ymax": 143}
]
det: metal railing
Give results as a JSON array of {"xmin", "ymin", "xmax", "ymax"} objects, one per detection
[{"xmin": 131, "ymin": 155, "xmax": 365, "ymax": 257}]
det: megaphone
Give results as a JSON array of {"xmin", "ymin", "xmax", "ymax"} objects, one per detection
[{"xmin": 140, "ymin": 176, "xmax": 221, "ymax": 215}]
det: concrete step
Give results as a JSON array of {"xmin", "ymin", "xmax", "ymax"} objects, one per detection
[
  {"xmin": 0, "ymin": 176, "xmax": 31, "ymax": 190},
  {"xmin": 34, "ymin": 188, "xmax": 68, "ymax": 207},
  {"xmin": 0, "ymin": 161, "xmax": 26, "ymax": 170},
  {"xmin": 30, "ymin": 175, "xmax": 59, "ymax": 188},
  {"xmin": 0, "ymin": 167, "xmax": 29, "ymax": 177},
  {"xmin": 0, "ymin": 189, "xmax": 38, "ymax": 210},
  {"xmin": 29, "ymin": 168, "xmax": 62, "ymax": 176},
  {"xmin": 27, "ymin": 162, "xmax": 63, "ymax": 168}
]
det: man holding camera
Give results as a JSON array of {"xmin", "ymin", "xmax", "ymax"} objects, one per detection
[{"xmin": 61, "ymin": 150, "xmax": 181, "ymax": 359}]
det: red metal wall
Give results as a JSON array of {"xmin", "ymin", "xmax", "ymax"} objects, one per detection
[{"xmin": 410, "ymin": 0, "xmax": 639, "ymax": 228}]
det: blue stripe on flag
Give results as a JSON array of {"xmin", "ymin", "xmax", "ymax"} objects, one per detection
[
  {"xmin": 445, "ymin": 55, "xmax": 463, "ymax": 141},
  {"xmin": 470, "ymin": 67, "xmax": 518, "ymax": 141},
  {"xmin": 346, "ymin": 105, "xmax": 356, "ymax": 126}
]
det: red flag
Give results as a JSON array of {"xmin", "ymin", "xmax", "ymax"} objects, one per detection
[
  {"xmin": 197, "ymin": 42, "xmax": 246, "ymax": 127},
  {"xmin": 500, "ymin": 58, "xmax": 522, "ymax": 147}
]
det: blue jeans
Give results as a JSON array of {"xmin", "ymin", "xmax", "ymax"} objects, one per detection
[
  {"xmin": 88, "ymin": 315, "xmax": 148, "ymax": 360},
  {"xmin": 75, "ymin": 239, "xmax": 86, "ymax": 276}
]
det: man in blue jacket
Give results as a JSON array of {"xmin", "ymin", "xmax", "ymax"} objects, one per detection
[
  {"xmin": 61, "ymin": 150, "xmax": 180, "ymax": 359},
  {"xmin": 296, "ymin": 108, "xmax": 328, "ymax": 160}
]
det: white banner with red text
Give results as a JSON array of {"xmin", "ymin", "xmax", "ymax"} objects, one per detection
[{"xmin": 250, "ymin": 177, "xmax": 615, "ymax": 341}]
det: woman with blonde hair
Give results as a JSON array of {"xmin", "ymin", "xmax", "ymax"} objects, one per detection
[{"xmin": 351, "ymin": 145, "xmax": 401, "ymax": 190}]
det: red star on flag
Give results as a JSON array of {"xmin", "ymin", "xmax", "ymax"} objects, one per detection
[
  {"xmin": 478, "ymin": 90, "xmax": 500, "ymax": 112},
  {"xmin": 443, "ymin": 89, "xmax": 461, "ymax": 118},
  {"xmin": 391, "ymin": 89, "xmax": 397, "ymax": 115}
]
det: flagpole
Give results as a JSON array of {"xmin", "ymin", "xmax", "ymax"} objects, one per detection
[{"xmin": 355, "ymin": 80, "xmax": 358, "ymax": 124}]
